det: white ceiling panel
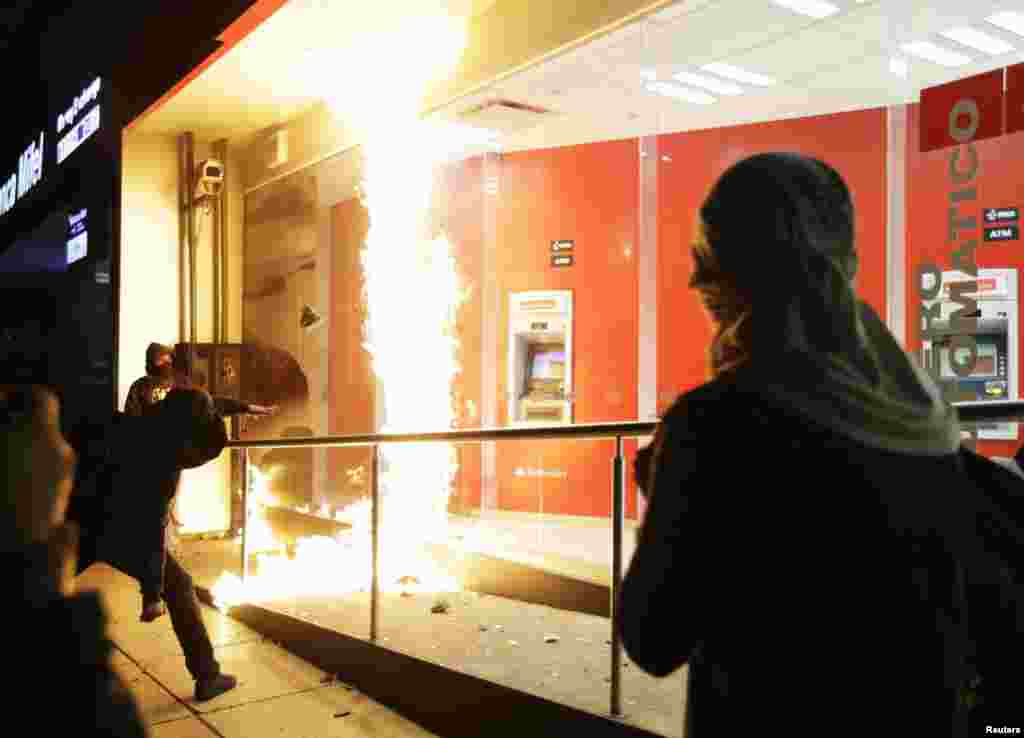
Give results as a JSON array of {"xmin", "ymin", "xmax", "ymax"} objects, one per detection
[
  {"xmin": 636, "ymin": 1, "xmax": 815, "ymax": 68},
  {"xmin": 727, "ymin": 22, "xmax": 883, "ymax": 83},
  {"xmin": 136, "ymin": 0, "xmax": 1024, "ymax": 162},
  {"xmin": 838, "ymin": 0, "xmax": 1012, "ymax": 47}
]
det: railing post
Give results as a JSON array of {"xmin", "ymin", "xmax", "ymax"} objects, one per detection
[
  {"xmin": 370, "ymin": 444, "xmax": 381, "ymax": 643},
  {"xmin": 610, "ymin": 435, "xmax": 625, "ymax": 717},
  {"xmin": 240, "ymin": 448, "xmax": 249, "ymax": 584}
]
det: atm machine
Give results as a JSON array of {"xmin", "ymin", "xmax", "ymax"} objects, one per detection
[
  {"xmin": 921, "ymin": 268, "xmax": 1018, "ymax": 440},
  {"xmin": 507, "ymin": 290, "xmax": 573, "ymax": 426}
]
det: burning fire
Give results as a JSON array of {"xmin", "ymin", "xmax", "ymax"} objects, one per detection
[{"xmin": 212, "ymin": 13, "xmax": 484, "ymax": 611}]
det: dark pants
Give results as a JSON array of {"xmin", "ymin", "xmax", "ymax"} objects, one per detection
[{"xmin": 77, "ymin": 535, "xmax": 221, "ymax": 682}]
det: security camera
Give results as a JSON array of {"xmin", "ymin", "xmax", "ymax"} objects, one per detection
[{"xmin": 194, "ymin": 159, "xmax": 225, "ymax": 201}]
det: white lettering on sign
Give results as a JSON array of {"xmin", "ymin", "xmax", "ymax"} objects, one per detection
[
  {"xmin": 0, "ymin": 131, "xmax": 45, "ymax": 218},
  {"xmin": 57, "ymin": 106, "xmax": 100, "ymax": 165},
  {"xmin": 57, "ymin": 78, "xmax": 101, "ymax": 134}
]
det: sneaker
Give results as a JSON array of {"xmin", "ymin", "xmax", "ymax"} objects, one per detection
[{"xmin": 195, "ymin": 673, "xmax": 238, "ymax": 702}]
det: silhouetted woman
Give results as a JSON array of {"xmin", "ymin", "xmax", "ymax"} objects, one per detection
[{"xmin": 622, "ymin": 152, "xmax": 1022, "ymax": 736}]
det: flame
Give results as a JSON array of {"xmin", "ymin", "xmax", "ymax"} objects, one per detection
[{"xmin": 212, "ymin": 13, "xmax": 478, "ymax": 612}]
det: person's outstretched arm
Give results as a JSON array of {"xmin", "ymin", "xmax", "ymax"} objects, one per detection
[
  {"xmin": 211, "ymin": 396, "xmax": 276, "ymax": 417},
  {"xmin": 619, "ymin": 419, "xmax": 704, "ymax": 677}
]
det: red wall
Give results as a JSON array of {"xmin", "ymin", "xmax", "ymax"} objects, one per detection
[
  {"xmin": 327, "ymin": 198, "xmax": 376, "ymax": 503},
  {"xmin": 328, "ymin": 107, "xmax": 892, "ymax": 518},
  {"xmin": 656, "ymin": 107, "xmax": 890, "ymax": 412},
  {"xmin": 904, "ymin": 103, "xmax": 1024, "ymax": 458},
  {"xmin": 439, "ymin": 157, "xmax": 486, "ymax": 512},
  {"xmin": 494, "ymin": 140, "xmax": 640, "ymax": 519}
]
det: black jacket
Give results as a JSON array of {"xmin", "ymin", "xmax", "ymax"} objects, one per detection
[
  {"xmin": 622, "ymin": 377, "xmax": 1023, "ymax": 736},
  {"xmin": 13, "ymin": 542, "xmax": 148, "ymax": 737},
  {"xmin": 68, "ymin": 390, "xmax": 230, "ymax": 584}
]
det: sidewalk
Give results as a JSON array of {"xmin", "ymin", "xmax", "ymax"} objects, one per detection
[{"xmin": 76, "ymin": 564, "xmax": 441, "ymax": 738}]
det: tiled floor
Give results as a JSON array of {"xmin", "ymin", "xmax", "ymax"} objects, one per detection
[{"xmin": 75, "ymin": 564, "xmax": 440, "ymax": 738}]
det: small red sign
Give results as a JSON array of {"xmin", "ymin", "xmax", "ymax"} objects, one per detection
[
  {"xmin": 919, "ymin": 70, "xmax": 1004, "ymax": 152},
  {"xmin": 1007, "ymin": 63, "xmax": 1024, "ymax": 136}
]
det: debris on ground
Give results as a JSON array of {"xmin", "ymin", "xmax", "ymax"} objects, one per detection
[
  {"xmin": 479, "ymin": 625, "xmax": 489, "ymax": 632},
  {"xmin": 398, "ymin": 575, "xmax": 420, "ymax": 597},
  {"xmin": 431, "ymin": 599, "xmax": 451, "ymax": 614},
  {"xmin": 508, "ymin": 640, "xmax": 519, "ymax": 647},
  {"xmin": 334, "ymin": 711, "xmax": 352, "ymax": 718},
  {"xmin": 544, "ymin": 635, "xmax": 560, "ymax": 644}
]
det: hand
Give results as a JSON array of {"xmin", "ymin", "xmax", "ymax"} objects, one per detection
[
  {"xmin": 248, "ymin": 404, "xmax": 278, "ymax": 416},
  {"xmin": 1, "ymin": 385, "xmax": 77, "ymax": 548}
]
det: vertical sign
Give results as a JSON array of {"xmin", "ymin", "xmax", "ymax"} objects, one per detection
[
  {"xmin": 919, "ymin": 70, "xmax": 1004, "ymax": 152},
  {"xmin": 1007, "ymin": 63, "xmax": 1024, "ymax": 136}
]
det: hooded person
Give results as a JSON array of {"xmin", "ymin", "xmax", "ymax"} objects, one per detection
[
  {"xmin": 124, "ymin": 343, "xmax": 176, "ymax": 417},
  {"xmin": 69, "ymin": 387, "xmax": 240, "ymax": 702},
  {"xmin": 122, "ymin": 343, "xmax": 276, "ymax": 621},
  {"xmin": 621, "ymin": 152, "xmax": 1023, "ymax": 736}
]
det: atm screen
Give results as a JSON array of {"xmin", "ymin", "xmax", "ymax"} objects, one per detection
[
  {"xmin": 939, "ymin": 339, "xmax": 1001, "ymax": 379},
  {"xmin": 531, "ymin": 349, "xmax": 565, "ymax": 380}
]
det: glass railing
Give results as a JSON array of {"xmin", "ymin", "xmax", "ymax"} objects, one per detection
[{"xmin": 177, "ymin": 401, "xmax": 1024, "ymax": 738}]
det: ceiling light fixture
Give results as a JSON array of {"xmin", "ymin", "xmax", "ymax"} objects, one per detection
[
  {"xmin": 986, "ymin": 11, "xmax": 1024, "ymax": 39},
  {"xmin": 770, "ymin": 0, "xmax": 840, "ymax": 19},
  {"xmin": 940, "ymin": 27, "xmax": 1015, "ymax": 55},
  {"xmin": 701, "ymin": 62, "xmax": 777, "ymax": 87},
  {"xmin": 889, "ymin": 57, "xmax": 909, "ymax": 78},
  {"xmin": 673, "ymin": 71, "xmax": 744, "ymax": 95},
  {"xmin": 900, "ymin": 41, "xmax": 972, "ymax": 67},
  {"xmin": 644, "ymin": 81, "xmax": 717, "ymax": 105}
]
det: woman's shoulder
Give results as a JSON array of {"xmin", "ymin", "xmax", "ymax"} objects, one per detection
[{"xmin": 661, "ymin": 377, "xmax": 748, "ymax": 428}]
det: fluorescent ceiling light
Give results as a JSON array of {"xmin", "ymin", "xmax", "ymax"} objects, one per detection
[
  {"xmin": 701, "ymin": 62, "xmax": 777, "ymax": 87},
  {"xmin": 770, "ymin": 0, "xmax": 839, "ymax": 19},
  {"xmin": 673, "ymin": 71, "xmax": 744, "ymax": 95},
  {"xmin": 644, "ymin": 81, "xmax": 717, "ymax": 105},
  {"xmin": 941, "ymin": 27, "xmax": 1015, "ymax": 55},
  {"xmin": 986, "ymin": 11, "xmax": 1024, "ymax": 38},
  {"xmin": 889, "ymin": 57, "xmax": 909, "ymax": 78},
  {"xmin": 900, "ymin": 41, "xmax": 971, "ymax": 67}
]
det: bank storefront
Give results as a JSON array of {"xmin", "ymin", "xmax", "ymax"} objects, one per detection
[
  {"xmin": 0, "ymin": 68, "xmax": 121, "ymax": 427},
  {"xmin": 4, "ymin": 1, "xmax": 1024, "ymax": 736}
]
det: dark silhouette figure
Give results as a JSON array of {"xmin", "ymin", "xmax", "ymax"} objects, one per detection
[
  {"xmin": 622, "ymin": 153, "xmax": 1023, "ymax": 736},
  {"xmin": 3, "ymin": 384, "xmax": 148, "ymax": 736},
  {"xmin": 68, "ymin": 388, "xmax": 243, "ymax": 702}
]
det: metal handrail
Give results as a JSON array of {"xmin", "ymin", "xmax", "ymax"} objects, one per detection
[
  {"xmin": 225, "ymin": 400, "xmax": 1024, "ymax": 450},
  {"xmin": 225, "ymin": 420, "xmax": 659, "ymax": 449},
  {"xmin": 225, "ymin": 398, "xmax": 1024, "ymax": 728},
  {"xmin": 951, "ymin": 400, "xmax": 1024, "ymax": 422}
]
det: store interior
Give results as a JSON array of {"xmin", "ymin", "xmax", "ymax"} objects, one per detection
[{"xmin": 114, "ymin": 1, "xmax": 1024, "ymax": 735}]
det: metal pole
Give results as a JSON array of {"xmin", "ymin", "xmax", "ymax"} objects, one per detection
[
  {"xmin": 213, "ymin": 139, "xmax": 229, "ymax": 342},
  {"xmin": 610, "ymin": 435, "xmax": 625, "ymax": 717},
  {"xmin": 370, "ymin": 445, "xmax": 381, "ymax": 643},
  {"xmin": 240, "ymin": 447, "xmax": 249, "ymax": 584},
  {"xmin": 178, "ymin": 136, "xmax": 188, "ymax": 343},
  {"xmin": 186, "ymin": 132, "xmax": 197, "ymax": 344}
]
